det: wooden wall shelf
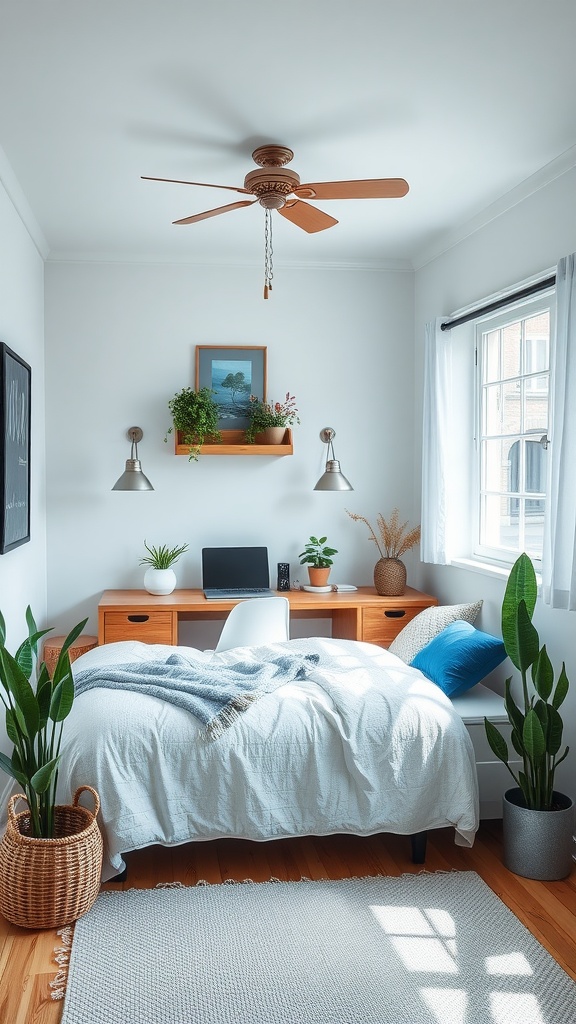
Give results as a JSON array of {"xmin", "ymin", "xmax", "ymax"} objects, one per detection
[{"xmin": 175, "ymin": 428, "xmax": 293, "ymax": 457}]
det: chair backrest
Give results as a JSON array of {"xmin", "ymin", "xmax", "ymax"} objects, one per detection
[{"xmin": 214, "ymin": 597, "xmax": 290, "ymax": 653}]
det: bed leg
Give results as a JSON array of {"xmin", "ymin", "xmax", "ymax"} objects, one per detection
[{"xmin": 410, "ymin": 831, "xmax": 427, "ymax": 864}]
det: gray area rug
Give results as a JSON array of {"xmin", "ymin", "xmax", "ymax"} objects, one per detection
[{"xmin": 57, "ymin": 871, "xmax": 576, "ymax": 1024}]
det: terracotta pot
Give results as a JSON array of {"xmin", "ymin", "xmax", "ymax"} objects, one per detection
[
  {"xmin": 374, "ymin": 558, "xmax": 406, "ymax": 596},
  {"xmin": 308, "ymin": 567, "xmax": 331, "ymax": 587},
  {"xmin": 255, "ymin": 427, "xmax": 286, "ymax": 444}
]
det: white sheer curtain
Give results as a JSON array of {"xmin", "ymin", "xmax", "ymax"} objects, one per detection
[
  {"xmin": 542, "ymin": 253, "xmax": 576, "ymax": 609},
  {"xmin": 421, "ymin": 317, "xmax": 451, "ymax": 564}
]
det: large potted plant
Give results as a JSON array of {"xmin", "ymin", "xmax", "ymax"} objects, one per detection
[
  {"xmin": 298, "ymin": 535, "xmax": 338, "ymax": 587},
  {"xmin": 245, "ymin": 392, "xmax": 299, "ymax": 444},
  {"xmin": 165, "ymin": 386, "xmax": 222, "ymax": 461},
  {"xmin": 140, "ymin": 540, "xmax": 189, "ymax": 595},
  {"xmin": 484, "ymin": 552, "xmax": 573, "ymax": 880},
  {"xmin": 0, "ymin": 608, "xmax": 103, "ymax": 928}
]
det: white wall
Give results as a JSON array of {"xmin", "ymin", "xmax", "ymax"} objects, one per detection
[
  {"xmin": 44, "ymin": 260, "xmax": 415, "ymax": 648},
  {"xmin": 0, "ymin": 176, "xmax": 46, "ymax": 812},
  {"xmin": 413, "ymin": 166, "xmax": 576, "ymax": 798},
  {"xmin": 0, "ymin": 181, "xmax": 46, "ymax": 643}
]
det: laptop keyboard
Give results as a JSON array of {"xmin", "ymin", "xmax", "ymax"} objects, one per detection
[{"xmin": 204, "ymin": 587, "xmax": 275, "ymax": 600}]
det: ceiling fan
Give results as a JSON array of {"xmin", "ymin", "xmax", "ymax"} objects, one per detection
[{"xmin": 142, "ymin": 145, "xmax": 409, "ymax": 296}]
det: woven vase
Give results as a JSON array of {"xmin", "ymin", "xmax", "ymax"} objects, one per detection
[
  {"xmin": 0, "ymin": 786, "xmax": 103, "ymax": 929},
  {"xmin": 374, "ymin": 558, "xmax": 407, "ymax": 596}
]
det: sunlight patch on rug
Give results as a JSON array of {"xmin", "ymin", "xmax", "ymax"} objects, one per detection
[{"xmin": 57, "ymin": 871, "xmax": 576, "ymax": 1024}]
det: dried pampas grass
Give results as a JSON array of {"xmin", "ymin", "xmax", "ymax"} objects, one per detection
[{"xmin": 347, "ymin": 508, "xmax": 421, "ymax": 559}]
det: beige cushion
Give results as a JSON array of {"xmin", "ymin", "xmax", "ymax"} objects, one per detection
[{"xmin": 388, "ymin": 601, "xmax": 484, "ymax": 664}]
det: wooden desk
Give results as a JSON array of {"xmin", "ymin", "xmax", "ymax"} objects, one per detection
[{"xmin": 98, "ymin": 587, "xmax": 438, "ymax": 648}]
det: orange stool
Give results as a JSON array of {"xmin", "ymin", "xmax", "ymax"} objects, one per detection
[{"xmin": 42, "ymin": 634, "xmax": 98, "ymax": 676}]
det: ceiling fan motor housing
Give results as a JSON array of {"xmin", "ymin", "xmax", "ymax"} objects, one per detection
[{"xmin": 244, "ymin": 168, "xmax": 301, "ymax": 209}]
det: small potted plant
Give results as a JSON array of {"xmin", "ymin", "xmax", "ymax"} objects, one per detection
[
  {"xmin": 244, "ymin": 392, "xmax": 299, "ymax": 444},
  {"xmin": 346, "ymin": 508, "xmax": 421, "ymax": 596},
  {"xmin": 0, "ymin": 608, "xmax": 103, "ymax": 928},
  {"xmin": 298, "ymin": 535, "xmax": 338, "ymax": 587},
  {"xmin": 140, "ymin": 540, "xmax": 189, "ymax": 595},
  {"xmin": 484, "ymin": 552, "xmax": 573, "ymax": 880},
  {"xmin": 165, "ymin": 386, "xmax": 222, "ymax": 461}
]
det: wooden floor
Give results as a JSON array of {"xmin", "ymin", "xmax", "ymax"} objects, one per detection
[{"xmin": 1, "ymin": 821, "xmax": 575, "ymax": 1022}]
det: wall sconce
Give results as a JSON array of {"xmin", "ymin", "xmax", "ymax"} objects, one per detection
[
  {"xmin": 314, "ymin": 427, "xmax": 354, "ymax": 491},
  {"xmin": 112, "ymin": 427, "xmax": 154, "ymax": 491}
]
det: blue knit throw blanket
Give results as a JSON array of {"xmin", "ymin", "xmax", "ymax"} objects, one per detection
[{"xmin": 73, "ymin": 652, "xmax": 319, "ymax": 739}]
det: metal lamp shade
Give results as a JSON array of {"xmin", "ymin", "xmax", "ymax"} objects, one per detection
[
  {"xmin": 112, "ymin": 459, "xmax": 154, "ymax": 491},
  {"xmin": 314, "ymin": 459, "xmax": 353, "ymax": 491},
  {"xmin": 112, "ymin": 427, "xmax": 154, "ymax": 491}
]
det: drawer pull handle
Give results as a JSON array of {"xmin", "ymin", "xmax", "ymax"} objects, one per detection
[
  {"xmin": 384, "ymin": 610, "xmax": 406, "ymax": 619},
  {"xmin": 127, "ymin": 615, "xmax": 150, "ymax": 623}
]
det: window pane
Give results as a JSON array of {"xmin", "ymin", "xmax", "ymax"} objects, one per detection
[
  {"xmin": 524, "ymin": 439, "xmax": 546, "ymax": 494},
  {"xmin": 480, "ymin": 493, "xmax": 519, "ymax": 550},
  {"xmin": 483, "ymin": 330, "xmax": 500, "ymax": 383},
  {"xmin": 501, "ymin": 321, "xmax": 521, "ymax": 379},
  {"xmin": 482, "ymin": 438, "xmax": 517, "ymax": 493},
  {"xmin": 523, "ymin": 379, "xmax": 549, "ymax": 431},
  {"xmin": 484, "ymin": 381, "xmax": 521, "ymax": 435},
  {"xmin": 524, "ymin": 314, "xmax": 549, "ymax": 372}
]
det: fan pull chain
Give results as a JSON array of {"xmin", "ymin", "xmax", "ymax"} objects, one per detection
[{"xmin": 263, "ymin": 209, "xmax": 274, "ymax": 299}]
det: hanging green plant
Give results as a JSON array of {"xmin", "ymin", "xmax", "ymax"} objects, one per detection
[{"xmin": 164, "ymin": 387, "xmax": 222, "ymax": 461}]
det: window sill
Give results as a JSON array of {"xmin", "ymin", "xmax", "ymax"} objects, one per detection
[{"xmin": 451, "ymin": 557, "xmax": 542, "ymax": 588}]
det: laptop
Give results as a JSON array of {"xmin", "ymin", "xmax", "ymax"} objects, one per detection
[{"xmin": 202, "ymin": 546, "xmax": 275, "ymax": 600}]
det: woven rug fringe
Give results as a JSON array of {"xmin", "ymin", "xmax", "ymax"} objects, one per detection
[
  {"xmin": 50, "ymin": 925, "xmax": 73, "ymax": 1000},
  {"xmin": 153, "ymin": 868, "xmax": 466, "ymax": 890}
]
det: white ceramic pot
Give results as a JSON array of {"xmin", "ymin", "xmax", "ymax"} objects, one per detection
[{"xmin": 144, "ymin": 567, "xmax": 176, "ymax": 595}]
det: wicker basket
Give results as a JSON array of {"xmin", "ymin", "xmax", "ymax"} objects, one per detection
[
  {"xmin": 0, "ymin": 785, "xmax": 103, "ymax": 930},
  {"xmin": 374, "ymin": 557, "xmax": 407, "ymax": 597}
]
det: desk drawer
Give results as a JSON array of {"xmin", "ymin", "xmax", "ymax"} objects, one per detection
[
  {"xmin": 361, "ymin": 605, "xmax": 427, "ymax": 647},
  {"xmin": 102, "ymin": 611, "xmax": 176, "ymax": 645}
]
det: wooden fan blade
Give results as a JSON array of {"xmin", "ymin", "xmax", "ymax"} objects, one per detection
[
  {"xmin": 278, "ymin": 200, "xmax": 338, "ymax": 233},
  {"xmin": 142, "ymin": 176, "xmax": 250, "ymax": 194},
  {"xmin": 294, "ymin": 178, "xmax": 409, "ymax": 200},
  {"xmin": 173, "ymin": 200, "xmax": 256, "ymax": 225}
]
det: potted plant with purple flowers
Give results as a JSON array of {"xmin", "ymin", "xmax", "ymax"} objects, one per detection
[{"xmin": 244, "ymin": 392, "xmax": 299, "ymax": 444}]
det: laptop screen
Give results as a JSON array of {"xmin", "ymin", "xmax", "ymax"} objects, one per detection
[{"xmin": 202, "ymin": 546, "xmax": 270, "ymax": 590}]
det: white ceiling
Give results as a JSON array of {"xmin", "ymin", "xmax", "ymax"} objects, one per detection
[{"xmin": 1, "ymin": 0, "xmax": 576, "ymax": 269}]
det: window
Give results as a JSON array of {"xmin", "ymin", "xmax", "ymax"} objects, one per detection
[{"xmin": 474, "ymin": 296, "xmax": 552, "ymax": 567}]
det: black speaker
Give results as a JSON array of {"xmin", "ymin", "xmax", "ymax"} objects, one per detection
[{"xmin": 277, "ymin": 562, "xmax": 290, "ymax": 591}]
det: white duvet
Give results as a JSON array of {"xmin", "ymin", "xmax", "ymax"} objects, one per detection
[{"xmin": 59, "ymin": 637, "xmax": 479, "ymax": 880}]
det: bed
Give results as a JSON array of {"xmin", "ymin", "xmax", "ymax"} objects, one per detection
[{"xmin": 60, "ymin": 636, "xmax": 479, "ymax": 881}]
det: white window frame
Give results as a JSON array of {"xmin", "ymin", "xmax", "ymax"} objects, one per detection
[{"xmin": 471, "ymin": 290, "xmax": 554, "ymax": 571}]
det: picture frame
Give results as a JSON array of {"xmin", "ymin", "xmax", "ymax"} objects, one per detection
[
  {"xmin": 0, "ymin": 343, "xmax": 31, "ymax": 554},
  {"xmin": 196, "ymin": 346, "xmax": 267, "ymax": 430}
]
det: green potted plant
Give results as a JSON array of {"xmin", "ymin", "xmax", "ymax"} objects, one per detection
[
  {"xmin": 140, "ymin": 540, "xmax": 189, "ymax": 595},
  {"xmin": 0, "ymin": 608, "xmax": 103, "ymax": 928},
  {"xmin": 298, "ymin": 535, "xmax": 338, "ymax": 587},
  {"xmin": 244, "ymin": 392, "xmax": 299, "ymax": 444},
  {"xmin": 484, "ymin": 552, "xmax": 573, "ymax": 880},
  {"xmin": 346, "ymin": 508, "xmax": 421, "ymax": 596},
  {"xmin": 165, "ymin": 386, "xmax": 222, "ymax": 461}
]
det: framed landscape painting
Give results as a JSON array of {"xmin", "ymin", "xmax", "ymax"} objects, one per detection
[
  {"xmin": 196, "ymin": 346, "xmax": 267, "ymax": 430},
  {"xmin": 0, "ymin": 343, "xmax": 31, "ymax": 553}
]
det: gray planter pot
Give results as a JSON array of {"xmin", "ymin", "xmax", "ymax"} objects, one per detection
[{"xmin": 503, "ymin": 787, "xmax": 575, "ymax": 880}]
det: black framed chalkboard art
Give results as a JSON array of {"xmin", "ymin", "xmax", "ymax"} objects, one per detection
[{"xmin": 0, "ymin": 343, "xmax": 31, "ymax": 553}]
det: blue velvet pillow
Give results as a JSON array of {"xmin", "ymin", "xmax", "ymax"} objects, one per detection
[{"xmin": 410, "ymin": 620, "xmax": 507, "ymax": 698}]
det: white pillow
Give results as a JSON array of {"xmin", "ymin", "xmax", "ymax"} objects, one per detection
[{"xmin": 388, "ymin": 601, "xmax": 483, "ymax": 664}]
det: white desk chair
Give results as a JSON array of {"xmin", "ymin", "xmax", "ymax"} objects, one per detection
[{"xmin": 214, "ymin": 597, "xmax": 290, "ymax": 653}]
